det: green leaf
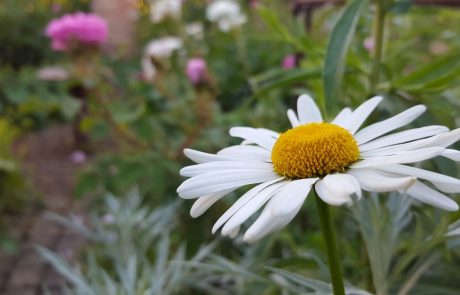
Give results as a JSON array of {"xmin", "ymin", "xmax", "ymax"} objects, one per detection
[
  {"xmin": 391, "ymin": 55, "xmax": 460, "ymax": 92},
  {"xmin": 323, "ymin": 0, "xmax": 368, "ymax": 108},
  {"xmin": 108, "ymin": 101, "xmax": 145, "ymax": 124},
  {"xmin": 75, "ymin": 171, "xmax": 101, "ymax": 198},
  {"xmin": 249, "ymin": 68, "xmax": 321, "ymax": 96},
  {"xmin": 266, "ymin": 266, "xmax": 332, "ymax": 292},
  {"xmin": 0, "ymin": 158, "xmax": 16, "ymax": 171},
  {"xmin": 389, "ymin": 0, "xmax": 414, "ymax": 14},
  {"xmin": 36, "ymin": 246, "xmax": 96, "ymax": 295},
  {"xmin": 60, "ymin": 97, "xmax": 82, "ymax": 120},
  {"xmin": 257, "ymin": 6, "xmax": 313, "ymax": 51}
]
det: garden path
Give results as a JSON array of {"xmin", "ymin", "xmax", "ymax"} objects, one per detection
[{"xmin": 0, "ymin": 125, "xmax": 87, "ymax": 295}]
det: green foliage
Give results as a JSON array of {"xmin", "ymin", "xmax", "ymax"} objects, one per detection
[
  {"xmin": 38, "ymin": 192, "xmax": 207, "ymax": 295},
  {"xmin": 0, "ymin": 2, "xmax": 54, "ymax": 69},
  {"xmin": 323, "ymin": 0, "xmax": 369, "ymax": 109},
  {"xmin": 75, "ymin": 152, "xmax": 181, "ymax": 200},
  {"xmin": 0, "ymin": 119, "xmax": 30, "ymax": 253},
  {"xmin": 0, "ymin": 67, "xmax": 80, "ymax": 129},
  {"xmin": 39, "ymin": 191, "xmax": 372, "ymax": 295}
]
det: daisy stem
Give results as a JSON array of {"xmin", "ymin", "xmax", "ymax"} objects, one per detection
[
  {"xmin": 314, "ymin": 192, "xmax": 345, "ymax": 295},
  {"xmin": 370, "ymin": 0, "xmax": 386, "ymax": 93}
]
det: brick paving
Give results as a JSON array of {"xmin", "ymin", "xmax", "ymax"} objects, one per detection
[{"xmin": 0, "ymin": 125, "xmax": 87, "ymax": 295}]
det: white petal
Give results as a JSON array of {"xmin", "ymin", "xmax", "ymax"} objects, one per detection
[
  {"xmin": 331, "ymin": 108, "xmax": 352, "ymax": 126},
  {"xmin": 257, "ymin": 128, "xmax": 280, "ymax": 139},
  {"xmin": 184, "ymin": 148, "xmax": 234, "ymax": 164},
  {"xmin": 359, "ymin": 126, "xmax": 449, "ymax": 152},
  {"xmin": 353, "ymin": 147, "xmax": 445, "ymax": 168},
  {"xmin": 177, "ymin": 170, "xmax": 279, "ymax": 199},
  {"xmin": 406, "ymin": 181, "xmax": 458, "ymax": 211},
  {"xmin": 221, "ymin": 181, "xmax": 287, "ymax": 236},
  {"xmin": 296, "ymin": 94, "xmax": 322, "ymax": 124},
  {"xmin": 354, "ymin": 105, "xmax": 426, "ymax": 145},
  {"xmin": 190, "ymin": 189, "xmax": 233, "ymax": 218},
  {"xmin": 270, "ymin": 178, "xmax": 318, "ymax": 217},
  {"xmin": 211, "ymin": 177, "xmax": 286, "ymax": 233},
  {"xmin": 412, "ymin": 129, "xmax": 460, "ymax": 148},
  {"xmin": 362, "ymin": 129, "xmax": 460, "ymax": 157},
  {"xmin": 238, "ymin": 128, "xmax": 279, "ymax": 145},
  {"xmin": 229, "ymin": 127, "xmax": 276, "ymax": 150},
  {"xmin": 287, "ymin": 109, "xmax": 300, "ymax": 127},
  {"xmin": 376, "ymin": 164, "xmax": 460, "ymax": 193},
  {"xmin": 243, "ymin": 198, "xmax": 299, "ymax": 243},
  {"xmin": 340, "ymin": 96, "xmax": 383, "ymax": 134},
  {"xmin": 180, "ymin": 161, "xmax": 273, "ymax": 177},
  {"xmin": 314, "ymin": 174, "xmax": 360, "ymax": 206},
  {"xmin": 348, "ymin": 168, "xmax": 416, "ymax": 192},
  {"xmin": 441, "ymin": 149, "xmax": 460, "ymax": 161},
  {"xmin": 217, "ymin": 145, "xmax": 272, "ymax": 162},
  {"xmin": 227, "ymin": 226, "xmax": 240, "ymax": 238}
]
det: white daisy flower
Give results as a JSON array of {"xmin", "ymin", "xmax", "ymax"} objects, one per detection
[
  {"xmin": 206, "ymin": 0, "xmax": 247, "ymax": 32},
  {"xmin": 177, "ymin": 95, "xmax": 460, "ymax": 243},
  {"xmin": 149, "ymin": 0, "xmax": 182, "ymax": 24},
  {"xmin": 144, "ymin": 37, "xmax": 183, "ymax": 59},
  {"xmin": 142, "ymin": 36, "xmax": 182, "ymax": 80},
  {"xmin": 185, "ymin": 22, "xmax": 204, "ymax": 40}
]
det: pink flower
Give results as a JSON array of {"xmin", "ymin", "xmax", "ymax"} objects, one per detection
[
  {"xmin": 363, "ymin": 37, "xmax": 374, "ymax": 52},
  {"xmin": 70, "ymin": 150, "xmax": 87, "ymax": 164},
  {"xmin": 45, "ymin": 12, "xmax": 108, "ymax": 52},
  {"xmin": 282, "ymin": 54, "xmax": 297, "ymax": 69},
  {"xmin": 249, "ymin": 0, "xmax": 260, "ymax": 8},
  {"xmin": 186, "ymin": 58, "xmax": 208, "ymax": 86}
]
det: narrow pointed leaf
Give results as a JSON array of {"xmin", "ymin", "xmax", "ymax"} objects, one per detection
[{"xmin": 323, "ymin": 0, "xmax": 368, "ymax": 107}]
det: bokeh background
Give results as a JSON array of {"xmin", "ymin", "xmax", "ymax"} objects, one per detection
[{"xmin": 1, "ymin": 0, "xmax": 460, "ymax": 294}]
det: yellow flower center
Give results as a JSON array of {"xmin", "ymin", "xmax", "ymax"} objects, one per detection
[{"xmin": 271, "ymin": 123, "xmax": 359, "ymax": 179}]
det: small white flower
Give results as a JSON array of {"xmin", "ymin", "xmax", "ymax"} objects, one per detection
[
  {"xmin": 142, "ymin": 36, "xmax": 182, "ymax": 80},
  {"xmin": 206, "ymin": 0, "xmax": 247, "ymax": 32},
  {"xmin": 141, "ymin": 57, "xmax": 156, "ymax": 80},
  {"xmin": 149, "ymin": 0, "xmax": 182, "ymax": 23},
  {"xmin": 186, "ymin": 22, "xmax": 204, "ymax": 40},
  {"xmin": 178, "ymin": 95, "xmax": 460, "ymax": 243},
  {"xmin": 37, "ymin": 66, "xmax": 69, "ymax": 81},
  {"xmin": 144, "ymin": 36, "xmax": 183, "ymax": 59}
]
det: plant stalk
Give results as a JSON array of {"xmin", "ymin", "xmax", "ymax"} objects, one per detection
[
  {"xmin": 314, "ymin": 192, "xmax": 346, "ymax": 295},
  {"xmin": 370, "ymin": 0, "xmax": 386, "ymax": 93}
]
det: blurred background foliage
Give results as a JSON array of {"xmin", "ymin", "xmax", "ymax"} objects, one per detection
[{"xmin": 0, "ymin": 0, "xmax": 459, "ymax": 294}]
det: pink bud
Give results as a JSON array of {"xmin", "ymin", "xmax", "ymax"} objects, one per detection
[
  {"xmin": 249, "ymin": 0, "xmax": 260, "ymax": 8},
  {"xmin": 186, "ymin": 58, "xmax": 208, "ymax": 86},
  {"xmin": 282, "ymin": 54, "xmax": 297, "ymax": 69},
  {"xmin": 363, "ymin": 37, "xmax": 375, "ymax": 52},
  {"xmin": 70, "ymin": 150, "xmax": 87, "ymax": 164}
]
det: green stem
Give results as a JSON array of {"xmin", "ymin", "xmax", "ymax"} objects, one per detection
[
  {"xmin": 370, "ymin": 0, "xmax": 386, "ymax": 93},
  {"xmin": 314, "ymin": 192, "xmax": 345, "ymax": 295}
]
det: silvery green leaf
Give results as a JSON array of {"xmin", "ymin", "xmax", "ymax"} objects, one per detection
[{"xmin": 36, "ymin": 246, "xmax": 95, "ymax": 295}]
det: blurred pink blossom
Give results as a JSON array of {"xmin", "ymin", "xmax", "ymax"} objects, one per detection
[
  {"xmin": 363, "ymin": 37, "xmax": 375, "ymax": 52},
  {"xmin": 45, "ymin": 12, "xmax": 108, "ymax": 52},
  {"xmin": 282, "ymin": 54, "xmax": 297, "ymax": 69},
  {"xmin": 70, "ymin": 150, "xmax": 87, "ymax": 164},
  {"xmin": 186, "ymin": 58, "xmax": 208, "ymax": 86},
  {"xmin": 249, "ymin": 0, "xmax": 260, "ymax": 8}
]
